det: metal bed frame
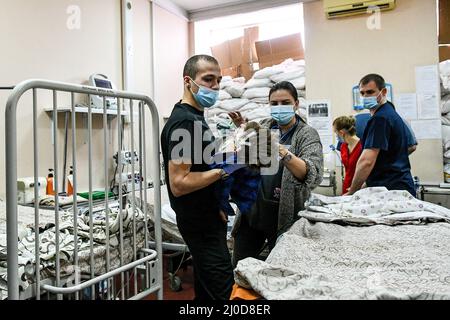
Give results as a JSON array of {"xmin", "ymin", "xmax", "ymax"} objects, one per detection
[{"xmin": 5, "ymin": 79, "xmax": 163, "ymax": 300}]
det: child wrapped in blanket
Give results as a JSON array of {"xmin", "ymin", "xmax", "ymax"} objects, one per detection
[{"xmin": 210, "ymin": 122, "xmax": 274, "ymax": 217}]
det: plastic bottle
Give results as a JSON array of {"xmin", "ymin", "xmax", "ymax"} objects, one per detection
[
  {"xmin": 46, "ymin": 169, "xmax": 55, "ymax": 196},
  {"xmin": 67, "ymin": 166, "xmax": 74, "ymax": 196}
]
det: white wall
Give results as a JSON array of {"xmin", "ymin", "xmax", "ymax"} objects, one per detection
[
  {"xmin": 153, "ymin": 3, "xmax": 189, "ymax": 119},
  {"xmin": 304, "ymin": 0, "xmax": 445, "ymax": 204},
  {"xmin": 0, "ymin": 0, "xmax": 188, "ymax": 197},
  {"xmin": 0, "ymin": 0, "xmax": 123, "ymax": 197}
]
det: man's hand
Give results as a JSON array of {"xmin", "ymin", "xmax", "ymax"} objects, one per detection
[
  {"xmin": 228, "ymin": 111, "xmax": 247, "ymax": 127},
  {"xmin": 219, "ymin": 210, "xmax": 228, "ymax": 224}
]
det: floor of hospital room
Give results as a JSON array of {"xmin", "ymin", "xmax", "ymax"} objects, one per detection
[{"xmin": 146, "ymin": 254, "xmax": 195, "ymax": 300}]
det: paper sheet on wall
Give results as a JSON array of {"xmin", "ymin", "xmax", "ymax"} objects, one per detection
[
  {"xmin": 394, "ymin": 93, "xmax": 417, "ymax": 120},
  {"xmin": 410, "ymin": 119, "xmax": 442, "ymax": 139},
  {"xmin": 417, "ymin": 93, "xmax": 440, "ymax": 119},
  {"xmin": 415, "ymin": 65, "xmax": 439, "ymax": 94},
  {"xmin": 320, "ymin": 135, "xmax": 333, "ymax": 154},
  {"xmin": 307, "ymin": 100, "xmax": 332, "ymax": 136}
]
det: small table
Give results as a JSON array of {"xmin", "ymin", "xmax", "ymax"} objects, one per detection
[
  {"xmin": 419, "ymin": 183, "xmax": 450, "ymax": 201},
  {"xmin": 319, "ymin": 169, "xmax": 337, "ymax": 196}
]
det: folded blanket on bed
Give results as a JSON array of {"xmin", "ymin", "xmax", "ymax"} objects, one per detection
[{"xmin": 301, "ymin": 187, "xmax": 450, "ymax": 225}]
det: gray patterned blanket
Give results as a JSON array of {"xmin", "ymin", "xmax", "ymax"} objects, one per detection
[
  {"xmin": 0, "ymin": 201, "xmax": 147, "ymax": 300},
  {"xmin": 234, "ymin": 188, "xmax": 450, "ymax": 299}
]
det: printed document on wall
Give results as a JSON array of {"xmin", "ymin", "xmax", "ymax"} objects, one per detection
[
  {"xmin": 415, "ymin": 65, "xmax": 439, "ymax": 94},
  {"xmin": 417, "ymin": 93, "xmax": 440, "ymax": 119},
  {"xmin": 394, "ymin": 93, "xmax": 417, "ymax": 120},
  {"xmin": 307, "ymin": 100, "xmax": 332, "ymax": 136},
  {"xmin": 410, "ymin": 119, "xmax": 442, "ymax": 140}
]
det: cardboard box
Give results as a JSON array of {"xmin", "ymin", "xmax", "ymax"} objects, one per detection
[
  {"xmin": 210, "ymin": 26, "xmax": 259, "ymax": 80},
  {"xmin": 211, "ymin": 37, "xmax": 244, "ymax": 69},
  {"xmin": 255, "ymin": 33, "xmax": 305, "ymax": 69},
  {"xmin": 440, "ymin": 45, "xmax": 450, "ymax": 62},
  {"xmin": 439, "ymin": 0, "xmax": 450, "ymax": 44},
  {"xmin": 243, "ymin": 26, "xmax": 259, "ymax": 64},
  {"xmin": 240, "ymin": 63, "xmax": 255, "ymax": 81},
  {"xmin": 221, "ymin": 65, "xmax": 240, "ymax": 78}
]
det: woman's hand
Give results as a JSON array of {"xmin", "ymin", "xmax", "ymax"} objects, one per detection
[
  {"xmin": 228, "ymin": 111, "xmax": 247, "ymax": 127},
  {"xmin": 279, "ymin": 145, "xmax": 289, "ymax": 159}
]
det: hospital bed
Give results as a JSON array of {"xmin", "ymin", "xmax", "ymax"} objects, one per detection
[
  {"xmin": 3, "ymin": 79, "xmax": 163, "ymax": 300},
  {"xmin": 233, "ymin": 187, "xmax": 450, "ymax": 300}
]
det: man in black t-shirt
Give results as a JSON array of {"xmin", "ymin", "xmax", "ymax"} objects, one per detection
[{"xmin": 161, "ymin": 55, "xmax": 241, "ymax": 300}]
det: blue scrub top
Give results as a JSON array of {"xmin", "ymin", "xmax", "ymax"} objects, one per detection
[{"xmin": 361, "ymin": 102, "xmax": 415, "ymax": 196}]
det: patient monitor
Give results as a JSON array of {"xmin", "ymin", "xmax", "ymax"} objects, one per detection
[{"xmin": 89, "ymin": 74, "xmax": 118, "ymax": 110}]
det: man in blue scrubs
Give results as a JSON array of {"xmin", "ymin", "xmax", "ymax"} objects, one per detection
[
  {"xmin": 337, "ymin": 111, "xmax": 418, "ymax": 155},
  {"xmin": 345, "ymin": 74, "xmax": 416, "ymax": 196}
]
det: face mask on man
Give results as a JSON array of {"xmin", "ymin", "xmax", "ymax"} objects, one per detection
[
  {"xmin": 189, "ymin": 78, "xmax": 219, "ymax": 108},
  {"xmin": 270, "ymin": 105, "xmax": 295, "ymax": 125},
  {"xmin": 361, "ymin": 91, "xmax": 383, "ymax": 110}
]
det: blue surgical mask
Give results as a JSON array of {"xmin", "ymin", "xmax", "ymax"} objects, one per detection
[
  {"xmin": 190, "ymin": 78, "xmax": 219, "ymax": 108},
  {"xmin": 271, "ymin": 105, "xmax": 295, "ymax": 125},
  {"xmin": 337, "ymin": 135, "xmax": 344, "ymax": 143},
  {"xmin": 361, "ymin": 91, "xmax": 382, "ymax": 110}
]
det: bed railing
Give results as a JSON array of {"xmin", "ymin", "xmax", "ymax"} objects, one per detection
[{"xmin": 5, "ymin": 79, "xmax": 163, "ymax": 300}]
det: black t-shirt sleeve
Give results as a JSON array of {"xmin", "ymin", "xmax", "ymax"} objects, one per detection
[
  {"xmin": 363, "ymin": 116, "xmax": 391, "ymax": 151},
  {"xmin": 167, "ymin": 120, "xmax": 196, "ymax": 164}
]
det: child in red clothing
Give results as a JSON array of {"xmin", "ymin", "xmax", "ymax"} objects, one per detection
[{"xmin": 333, "ymin": 116, "xmax": 362, "ymax": 194}]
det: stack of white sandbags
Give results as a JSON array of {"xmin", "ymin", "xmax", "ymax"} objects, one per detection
[
  {"xmin": 206, "ymin": 59, "xmax": 307, "ymax": 136},
  {"xmin": 439, "ymin": 60, "xmax": 450, "ymax": 182}
]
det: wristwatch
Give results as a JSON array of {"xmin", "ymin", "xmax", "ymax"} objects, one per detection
[{"xmin": 281, "ymin": 151, "xmax": 293, "ymax": 163}]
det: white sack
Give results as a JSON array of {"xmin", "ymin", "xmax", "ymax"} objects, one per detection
[
  {"xmin": 243, "ymin": 78, "xmax": 273, "ymax": 89},
  {"xmin": 242, "ymin": 87, "xmax": 271, "ymax": 100},
  {"xmin": 269, "ymin": 67, "xmax": 306, "ymax": 83},
  {"xmin": 224, "ymin": 83, "xmax": 246, "ymax": 98},
  {"xmin": 219, "ymin": 90, "xmax": 232, "ymax": 100},
  {"xmin": 253, "ymin": 66, "xmax": 283, "ymax": 79}
]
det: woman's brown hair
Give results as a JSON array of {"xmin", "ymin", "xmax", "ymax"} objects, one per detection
[{"xmin": 333, "ymin": 116, "xmax": 356, "ymax": 136}]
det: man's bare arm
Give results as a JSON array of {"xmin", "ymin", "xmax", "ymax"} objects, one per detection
[{"xmin": 169, "ymin": 160, "xmax": 222, "ymax": 197}]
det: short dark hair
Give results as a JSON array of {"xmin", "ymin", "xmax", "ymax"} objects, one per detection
[
  {"xmin": 359, "ymin": 74, "xmax": 386, "ymax": 90},
  {"xmin": 183, "ymin": 55, "xmax": 219, "ymax": 79},
  {"xmin": 269, "ymin": 81, "xmax": 298, "ymax": 101}
]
